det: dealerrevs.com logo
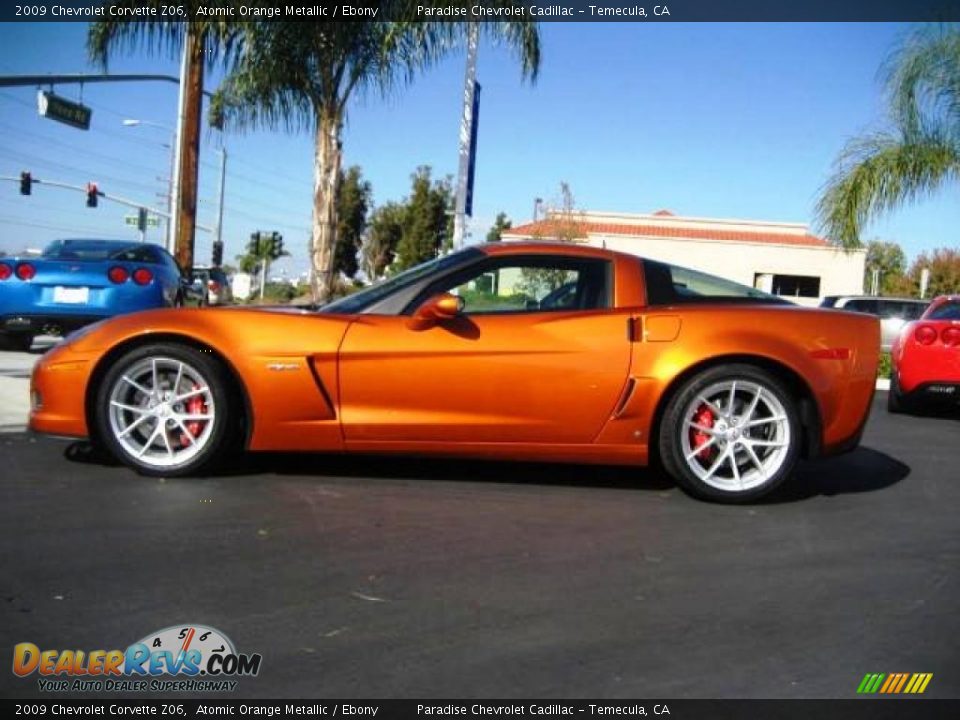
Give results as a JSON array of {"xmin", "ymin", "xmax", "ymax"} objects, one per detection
[{"xmin": 13, "ymin": 624, "xmax": 262, "ymax": 693}]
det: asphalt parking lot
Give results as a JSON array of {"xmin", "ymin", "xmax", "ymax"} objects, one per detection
[{"xmin": 1, "ymin": 365, "xmax": 958, "ymax": 700}]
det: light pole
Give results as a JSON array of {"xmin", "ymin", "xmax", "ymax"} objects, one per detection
[
  {"xmin": 124, "ymin": 119, "xmax": 228, "ymax": 266},
  {"xmin": 122, "ymin": 119, "xmax": 175, "ymax": 253}
]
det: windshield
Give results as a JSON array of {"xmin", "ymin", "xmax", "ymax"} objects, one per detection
[{"xmin": 321, "ymin": 248, "xmax": 482, "ymax": 314}]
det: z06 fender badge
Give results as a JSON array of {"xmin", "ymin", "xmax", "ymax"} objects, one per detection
[{"xmin": 266, "ymin": 362, "xmax": 300, "ymax": 371}]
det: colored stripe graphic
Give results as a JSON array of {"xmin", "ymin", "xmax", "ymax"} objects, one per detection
[{"xmin": 857, "ymin": 673, "xmax": 932, "ymax": 694}]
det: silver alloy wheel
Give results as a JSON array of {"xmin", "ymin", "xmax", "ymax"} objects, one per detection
[
  {"xmin": 107, "ymin": 356, "xmax": 216, "ymax": 469},
  {"xmin": 678, "ymin": 379, "xmax": 791, "ymax": 492}
]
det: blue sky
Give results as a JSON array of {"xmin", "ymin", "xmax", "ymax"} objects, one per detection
[{"xmin": 1, "ymin": 21, "xmax": 958, "ymax": 278}]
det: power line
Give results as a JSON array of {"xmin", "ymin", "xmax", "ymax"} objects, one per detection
[
  {"xmin": 0, "ymin": 148, "xmax": 164, "ymax": 196},
  {"xmin": 0, "ymin": 214, "xmax": 136, "ymax": 240},
  {"xmin": 0, "ymin": 122, "xmax": 167, "ymax": 178},
  {"xmin": 224, "ymin": 204, "xmax": 311, "ymax": 235},
  {"xmin": 2, "ymin": 89, "xmax": 320, "ymax": 194}
]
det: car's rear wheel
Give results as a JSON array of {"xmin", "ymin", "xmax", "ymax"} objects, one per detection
[
  {"xmin": 658, "ymin": 364, "xmax": 801, "ymax": 502},
  {"xmin": 94, "ymin": 343, "xmax": 240, "ymax": 476},
  {"xmin": 0, "ymin": 332, "xmax": 33, "ymax": 352}
]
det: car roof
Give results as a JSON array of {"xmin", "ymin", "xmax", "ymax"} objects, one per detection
[
  {"xmin": 830, "ymin": 296, "xmax": 927, "ymax": 303},
  {"xmin": 51, "ymin": 238, "xmax": 156, "ymax": 248},
  {"xmin": 479, "ymin": 240, "xmax": 618, "ymax": 260}
]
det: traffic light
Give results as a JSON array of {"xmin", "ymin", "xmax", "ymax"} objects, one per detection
[
  {"xmin": 137, "ymin": 208, "xmax": 147, "ymax": 232},
  {"xmin": 86, "ymin": 182, "xmax": 98, "ymax": 208},
  {"xmin": 249, "ymin": 231, "xmax": 261, "ymax": 256},
  {"xmin": 272, "ymin": 232, "xmax": 284, "ymax": 257},
  {"xmin": 19, "ymin": 171, "xmax": 31, "ymax": 196},
  {"xmin": 211, "ymin": 241, "xmax": 224, "ymax": 267}
]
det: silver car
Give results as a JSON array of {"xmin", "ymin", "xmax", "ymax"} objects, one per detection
[
  {"xmin": 820, "ymin": 296, "xmax": 929, "ymax": 351},
  {"xmin": 190, "ymin": 266, "xmax": 233, "ymax": 306}
]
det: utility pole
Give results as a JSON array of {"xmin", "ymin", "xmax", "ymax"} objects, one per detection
[
  {"xmin": 453, "ymin": 23, "xmax": 480, "ymax": 250},
  {"xmin": 172, "ymin": 29, "xmax": 204, "ymax": 272}
]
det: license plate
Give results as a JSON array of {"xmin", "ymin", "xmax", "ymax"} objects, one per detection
[{"xmin": 53, "ymin": 286, "xmax": 89, "ymax": 304}]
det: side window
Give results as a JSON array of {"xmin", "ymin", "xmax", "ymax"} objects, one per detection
[
  {"xmin": 844, "ymin": 299, "xmax": 879, "ymax": 315},
  {"xmin": 416, "ymin": 256, "xmax": 612, "ymax": 315}
]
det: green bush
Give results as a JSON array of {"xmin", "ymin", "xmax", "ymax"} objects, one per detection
[{"xmin": 877, "ymin": 351, "xmax": 892, "ymax": 379}]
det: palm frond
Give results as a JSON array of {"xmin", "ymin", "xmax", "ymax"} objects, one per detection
[
  {"xmin": 88, "ymin": 1, "xmax": 244, "ymax": 71},
  {"xmin": 816, "ymin": 130, "xmax": 960, "ymax": 248},
  {"xmin": 884, "ymin": 24, "xmax": 960, "ymax": 138}
]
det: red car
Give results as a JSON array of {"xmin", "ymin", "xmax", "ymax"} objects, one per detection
[{"xmin": 888, "ymin": 295, "xmax": 960, "ymax": 412}]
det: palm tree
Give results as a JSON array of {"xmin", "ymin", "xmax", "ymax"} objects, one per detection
[
  {"xmin": 817, "ymin": 25, "xmax": 960, "ymax": 249},
  {"xmin": 209, "ymin": 14, "xmax": 540, "ymax": 301}
]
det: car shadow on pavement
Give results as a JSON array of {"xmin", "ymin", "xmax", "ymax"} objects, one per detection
[
  {"xmin": 899, "ymin": 406, "xmax": 960, "ymax": 423},
  {"xmin": 61, "ymin": 440, "xmax": 674, "ymax": 492},
  {"xmin": 64, "ymin": 440, "xmax": 910, "ymax": 498},
  {"xmin": 758, "ymin": 446, "xmax": 910, "ymax": 504},
  {"xmin": 63, "ymin": 440, "xmax": 908, "ymax": 501},
  {"xmin": 229, "ymin": 452, "xmax": 678, "ymax": 492}
]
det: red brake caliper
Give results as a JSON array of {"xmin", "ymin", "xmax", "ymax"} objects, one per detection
[
  {"xmin": 179, "ymin": 383, "xmax": 207, "ymax": 446},
  {"xmin": 690, "ymin": 404, "xmax": 715, "ymax": 460}
]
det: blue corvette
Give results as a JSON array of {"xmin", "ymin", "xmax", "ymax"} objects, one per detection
[{"xmin": 0, "ymin": 239, "xmax": 185, "ymax": 351}]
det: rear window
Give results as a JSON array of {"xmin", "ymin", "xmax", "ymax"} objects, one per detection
[
  {"xmin": 643, "ymin": 259, "xmax": 787, "ymax": 306},
  {"xmin": 43, "ymin": 240, "xmax": 158, "ymax": 263}
]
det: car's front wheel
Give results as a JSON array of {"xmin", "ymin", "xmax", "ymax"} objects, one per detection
[
  {"xmin": 658, "ymin": 364, "xmax": 802, "ymax": 502},
  {"xmin": 93, "ymin": 343, "xmax": 241, "ymax": 476}
]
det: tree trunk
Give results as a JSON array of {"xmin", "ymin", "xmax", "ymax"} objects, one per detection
[
  {"xmin": 311, "ymin": 105, "xmax": 342, "ymax": 304},
  {"xmin": 174, "ymin": 28, "xmax": 204, "ymax": 273}
]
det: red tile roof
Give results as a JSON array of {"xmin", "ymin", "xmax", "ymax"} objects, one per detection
[{"xmin": 504, "ymin": 220, "xmax": 830, "ymax": 248}]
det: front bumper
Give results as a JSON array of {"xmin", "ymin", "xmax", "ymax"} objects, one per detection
[{"xmin": 28, "ymin": 344, "xmax": 97, "ymax": 438}]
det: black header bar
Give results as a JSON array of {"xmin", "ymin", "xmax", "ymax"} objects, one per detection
[
  {"xmin": 2, "ymin": 1, "xmax": 959, "ymax": 23},
  {"xmin": 2, "ymin": 700, "xmax": 960, "ymax": 720}
]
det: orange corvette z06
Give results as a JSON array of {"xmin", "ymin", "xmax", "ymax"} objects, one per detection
[{"xmin": 30, "ymin": 243, "xmax": 879, "ymax": 502}]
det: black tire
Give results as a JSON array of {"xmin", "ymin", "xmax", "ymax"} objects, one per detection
[
  {"xmin": 93, "ymin": 343, "xmax": 242, "ymax": 477},
  {"xmin": 887, "ymin": 370, "xmax": 907, "ymax": 414},
  {"xmin": 658, "ymin": 364, "xmax": 802, "ymax": 503},
  {"xmin": 0, "ymin": 333, "xmax": 33, "ymax": 352}
]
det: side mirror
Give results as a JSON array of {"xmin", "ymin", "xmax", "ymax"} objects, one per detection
[
  {"xmin": 407, "ymin": 293, "xmax": 464, "ymax": 330},
  {"xmin": 416, "ymin": 292, "xmax": 464, "ymax": 321}
]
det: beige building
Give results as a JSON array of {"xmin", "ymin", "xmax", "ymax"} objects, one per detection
[{"xmin": 501, "ymin": 209, "xmax": 865, "ymax": 307}]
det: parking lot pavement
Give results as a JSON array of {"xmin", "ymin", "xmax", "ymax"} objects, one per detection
[
  {"xmin": 0, "ymin": 337, "xmax": 57, "ymax": 432},
  {"xmin": 1, "ymin": 394, "xmax": 958, "ymax": 699}
]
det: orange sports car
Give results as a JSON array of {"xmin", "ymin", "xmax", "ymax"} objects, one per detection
[{"xmin": 29, "ymin": 242, "xmax": 880, "ymax": 502}]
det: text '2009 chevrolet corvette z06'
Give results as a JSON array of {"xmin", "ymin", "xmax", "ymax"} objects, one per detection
[{"xmin": 29, "ymin": 242, "xmax": 879, "ymax": 503}]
